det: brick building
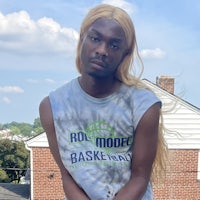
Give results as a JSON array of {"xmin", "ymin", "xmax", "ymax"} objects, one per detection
[{"xmin": 26, "ymin": 76, "xmax": 200, "ymax": 200}]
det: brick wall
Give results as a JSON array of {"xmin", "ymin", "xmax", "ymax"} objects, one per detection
[
  {"xmin": 32, "ymin": 148, "xmax": 200, "ymax": 200},
  {"xmin": 32, "ymin": 147, "xmax": 64, "ymax": 200},
  {"xmin": 153, "ymin": 150, "xmax": 200, "ymax": 200}
]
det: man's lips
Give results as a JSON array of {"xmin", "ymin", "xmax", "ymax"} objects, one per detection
[{"xmin": 90, "ymin": 59, "xmax": 106, "ymax": 68}]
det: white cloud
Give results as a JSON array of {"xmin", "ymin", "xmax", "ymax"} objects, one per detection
[
  {"xmin": 26, "ymin": 79, "xmax": 39, "ymax": 84},
  {"xmin": 0, "ymin": 86, "xmax": 24, "ymax": 93},
  {"xmin": 2, "ymin": 96, "xmax": 11, "ymax": 104},
  {"xmin": 27, "ymin": 78, "xmax": 56, "ymax": 84},
  {"xmin": 101, "ymin": 0, "xmax": 137, "ymax": 15},
  {"xmin": 0, "ymin": 11, "xmax": 79, "ymax": 55},
  {"xmin": 44, "ymin": 78, "xmax": 56, "ymax": 84},
  {"xmin": 140, "ymin": 48, "xmax": 166, "ymax": 59}
]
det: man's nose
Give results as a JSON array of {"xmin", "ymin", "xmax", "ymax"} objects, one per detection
[{"xmin": 95, "ymin": 42, "xmax": 108, "ymax": 57}]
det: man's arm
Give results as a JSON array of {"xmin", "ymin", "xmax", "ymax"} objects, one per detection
[
  {"xmin": 114, "ymin": 102, "xmax": 160, "ymax": 200},
  {"xmin": 39, "ymin": 96, "xmax": 90, "ymax": 200}
]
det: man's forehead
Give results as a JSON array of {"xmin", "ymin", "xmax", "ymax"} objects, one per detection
[{"xmin": 88, "ymin": 18, "xmax": 126, "ymax": 40}]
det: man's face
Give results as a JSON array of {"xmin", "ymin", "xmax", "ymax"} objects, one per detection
[{"xmin": 80, "ymin": 18, "xmax": 128, "ymax": 79}]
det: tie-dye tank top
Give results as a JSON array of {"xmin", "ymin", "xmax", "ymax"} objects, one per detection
[{"xmin": 49, "ymin": 78, "xmax": 160, "ymax": 200}]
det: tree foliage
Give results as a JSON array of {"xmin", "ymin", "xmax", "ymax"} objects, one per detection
[
  {"xmin": 33, "ymin": 117, "xmax": 44, "ymax": 135},
  {"xmin": 2, "ymin": 117, "xmax": 44, "ymax": 137},
  {"xmin": 0, "ymin": 139, "xmax": 30, "ymax": 183},
  {"xmin": 0, "ymin": 117, "xmax": 44, "ymax": 183}
]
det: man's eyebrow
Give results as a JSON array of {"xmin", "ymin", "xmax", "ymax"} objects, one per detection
[
  {"xmin": 88, "ymin": 29, "xmax": 100, "ymax": 34},
  {"xmin": 110, "ymin": 38, "xmax": 123, "ymax": 43},
  {"xmin": 88, "ymin": 28, "xmax": 123, "ymax": 43}
]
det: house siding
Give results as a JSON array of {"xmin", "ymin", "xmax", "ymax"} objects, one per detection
[
  {"xmin": 145, "ymin": 80, "xmax": 200, "ymax": 149},
  {"xmin": 163, "ymin": 103, "xmax": 200, "ymax": 149}
]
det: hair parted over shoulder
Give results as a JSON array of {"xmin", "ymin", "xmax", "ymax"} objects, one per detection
[
  {"xmin": 76, "ymin": 4, "xmax": 168, "ymax": 184},
  {"xmin": 76, "ymin": 4, "xmax": 143, "ymax": 86}
]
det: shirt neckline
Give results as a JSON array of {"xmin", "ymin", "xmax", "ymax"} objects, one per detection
[{"xmin": 74, "ymin": 77, "xmax": 125, "ymax": 104}]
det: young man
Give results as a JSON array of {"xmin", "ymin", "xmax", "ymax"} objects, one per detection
[{"xmin": 39, "ymin": 4, "xmax": 167, "ymax": 200}]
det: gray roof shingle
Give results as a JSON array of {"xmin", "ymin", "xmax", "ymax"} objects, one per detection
[{"xmin": 0, "ymin": 183, "xmax": 30, "ymax": 200}]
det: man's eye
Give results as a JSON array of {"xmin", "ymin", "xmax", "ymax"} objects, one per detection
[
  {"xmin": 90, "ymin": 36, "xmax": 99, "ymax": 42},
  {"xmin": 110, "ymin": 43, "xmax": 119, "ymax": 50}
]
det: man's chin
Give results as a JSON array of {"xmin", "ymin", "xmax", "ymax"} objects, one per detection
[{"xmin": 88, "ymin": 71, "xmax": 109, "ymax": 80}]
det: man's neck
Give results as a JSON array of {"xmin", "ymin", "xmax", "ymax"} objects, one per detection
[{"xmin": 78, "ymin": 75, "xmax": 121, "ymax": 98}]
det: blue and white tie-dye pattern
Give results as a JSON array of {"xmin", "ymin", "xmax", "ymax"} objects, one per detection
[{"xmin": 49, "ymin": 78, "xmax": 160, "ymax": 200}]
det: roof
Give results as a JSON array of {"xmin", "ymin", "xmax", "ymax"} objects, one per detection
[
  {"xmin": 26, "ymin": 79, "xmax": 200, "ymax": 150},
  {"xmin": 143, "ymin": 79, "xmax": 200, "ymax": 112},
  {"xmin": 26, "ymin": 132, "xmax": 48, "ymax": 148},
  {"xmin": 0, "ymin": 183, "xmax": 30, "ymax": 200}
]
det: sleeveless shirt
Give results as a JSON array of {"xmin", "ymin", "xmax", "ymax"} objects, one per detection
[{"xmin": 49, "ymin": 78, "xmax": 160, "ymax": 200}]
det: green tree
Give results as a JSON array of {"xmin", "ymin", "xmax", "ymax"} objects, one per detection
[
  {"xmin": 0, "ymin": 139, "xmax": 30, "ymax": 183},
  {"xmin": 33, "ymin": 117, "xmax": 42, "ymax": 128},
  {"xmin": 1, "ymin": 117, "xmax": 44, "ymax": 138},
  {"xmin": 0, "ymin": 169, "xmax": 10, "ymax": 182},
  {"xmin": 19, "ymin": 123, "xmax": 32, "ymax": 137},
  {"xmin": 10, "ymin": 126, "xmax": 21, "ymax": 136},
  {"xmin": 3, "ymin": 122, "xmax": 33, "ymax": 137},
  {"xmin": 33, "ymin": 117, "xmax": 44, "ymax": 135}
]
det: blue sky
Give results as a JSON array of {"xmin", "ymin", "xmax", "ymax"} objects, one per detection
[{"xmin": 0, "ymin": 0, "xmax": 199, "ymax": 124}]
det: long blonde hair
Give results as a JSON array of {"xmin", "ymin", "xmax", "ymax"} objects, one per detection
[{"xmin": 76, "ymin": 4, "xmax": 168, "ymax": 183}]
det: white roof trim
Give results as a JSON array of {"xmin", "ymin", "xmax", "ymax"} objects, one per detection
[{"xmin": 26, "ymin": 132, "xmax": 49, "ymax": 147}]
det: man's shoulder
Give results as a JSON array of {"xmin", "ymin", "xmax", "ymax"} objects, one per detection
[
  {"xmin": 122, "ymin": 84, "xmax": 159, "ymax": 103},
  {"xmin": 121, "ymin": 83, "xmax": 150, "ymax": 95}
]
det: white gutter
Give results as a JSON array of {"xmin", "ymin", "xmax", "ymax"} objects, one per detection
[{"xmin": 25, "ymin": 142, "xmax": 34, "ymax": 200}]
